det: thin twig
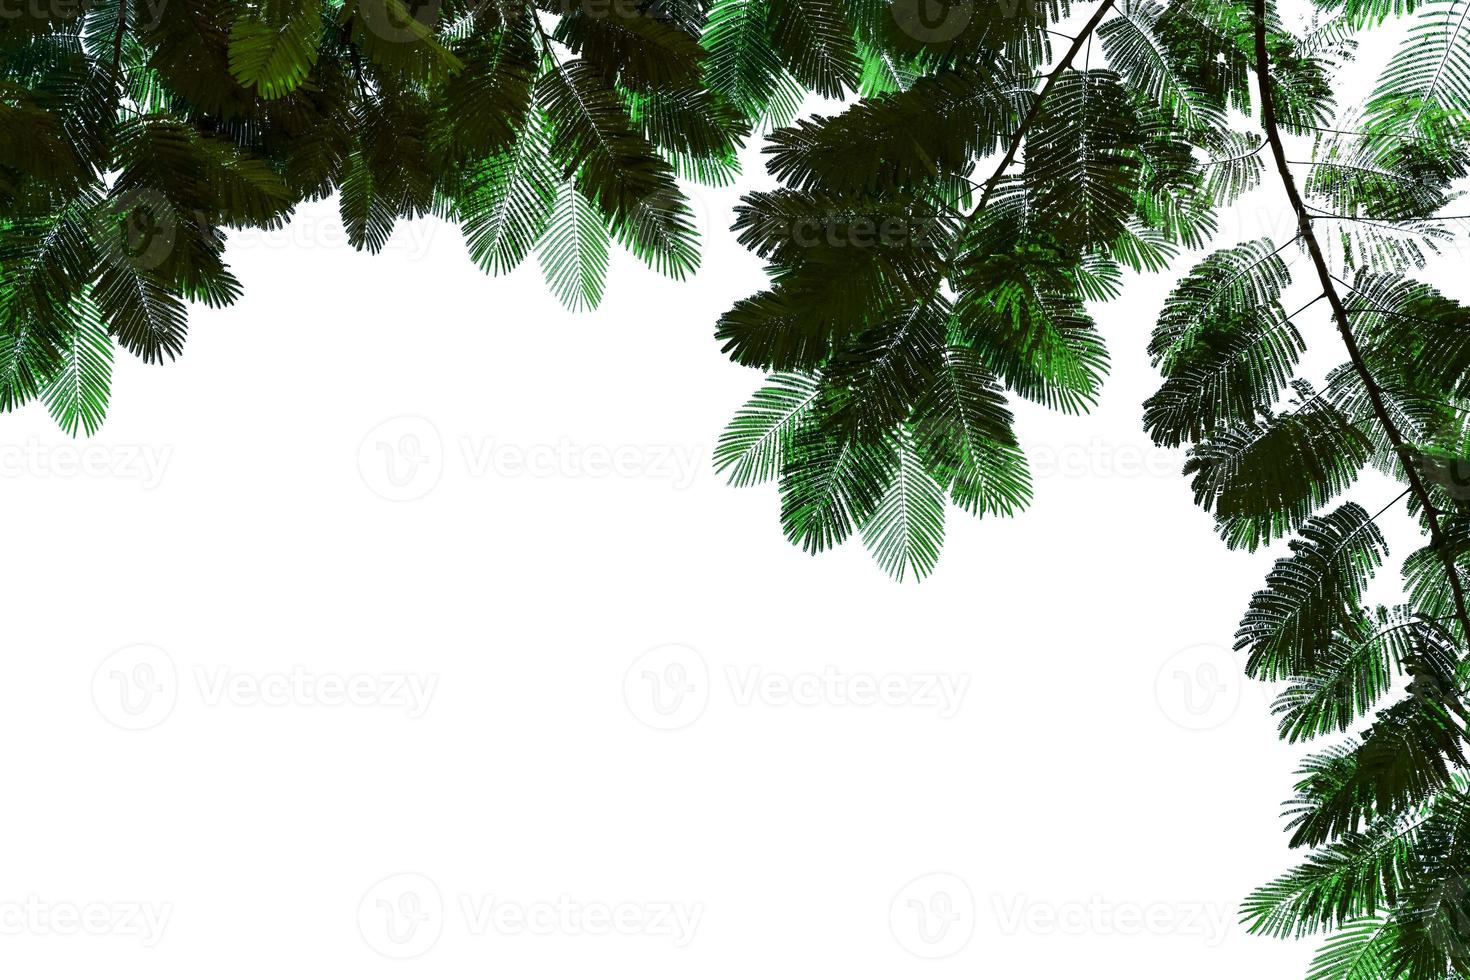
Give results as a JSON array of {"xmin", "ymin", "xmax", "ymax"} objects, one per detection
[{"xmin": 969, "ymin": 0, "xmax": 1117, "ymax": 219}]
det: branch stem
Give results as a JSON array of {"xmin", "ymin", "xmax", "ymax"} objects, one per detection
[
  {"xmin": 112, "ymin": 0, "xmax": 127, "ymax": 87},
  {"xmin": 968, "ymin": 0, "xmax": 1118, "ymax": 218}
]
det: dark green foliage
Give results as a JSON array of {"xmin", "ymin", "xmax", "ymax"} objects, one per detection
[
  {"xmin": 1145, "ymin": 239, "xmax": 1301, "ymax": 447},
  {"xmin": 2, "ymin": 0, "xmax": 757, "ymax": 431},
  {"xmin": 1140, "ymin": 2, "xmax": 1470, "ymax": 975},
  {"xmin": 716, "ymin": 0, "xmax": 1255, "ymax": 580},
  {"xmin": 1183, "ymin": 387, "xmax": 1372, "ymax": 551},
  {"xmin": 1237, "ymin": 503, "xmax": 1390, "ymax": 682}
]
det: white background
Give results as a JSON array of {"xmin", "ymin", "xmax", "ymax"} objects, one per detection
[{"xmin": 0, "ymin": 10, "xmax": 1457, "ymax": 978}]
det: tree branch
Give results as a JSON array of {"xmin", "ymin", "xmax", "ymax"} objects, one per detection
[
  {"xmin": 1252, "ymin": 0, "xmax": 1470, "ymax": 645},
  {"xmin": 969, "ymin": 0, "xmax": 1118, "ymax": 217},
  {"xmin": 942, "ymin": 0, "xmax": 1117, "ymax": 278},
  {"xmin": 112, "ymin": 0, "xmax": 127, "ymax": 86}
]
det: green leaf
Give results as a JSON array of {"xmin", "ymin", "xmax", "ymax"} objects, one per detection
[
  {"xmin": 1145, "ymin": 240, "xmax": 1302, "ymax": 447},
  {"xmin": 339, "ymin": 150, "xmax": 399, "ymax": 254},
  {"xmin": 703, "ymin": 0, "xmax": 805, "ymax": 127},
  {"xmin": 763, "ymin": 65, "xmax": 1011, "ymax": 195},
  {"xmin": 536, "ymin": 58, "xmax": 697, "ymax": 279},
  {"xmin": 1184, "ymin": 388, "xmax": 1373, "ymax": 552},
  {"xmin": 765, "ymin": 0, "xmax": 860, "ymax": 100},
  {"xmin": 1100, "ymin": 1, "xmax": 1228, "ymax": 130},
  {"xmin": 537, "ymin": 178, "xmax": 611, "ymax": 312},
  {"xmin": 458, "ymin": 114, "xmax": 559, "ymax": 277},
  {"xmin": 92, "ymin": 199, "xmax": 190, "ymax": 365},
  {"xmin": 1270, "ymin": 610, "xmax": 1457, "ymax": 744},
  {"xmin": 778, "ymin": 422, "xmax": 895, "ymax": 554},
  {"xmin": 955, "ymin": 249, "xmax": 1111, "ymax": 415},
  {"xmin": 1365, "ymin": 0, "xmax": 1470, "ymax": 150},
  {"xmin": 40, "ymin": 289, "xmax": 112, "ymax": 437},
  {"xmin": 228, "ymin": 0, "xmax": 323, "ymax": 100},
  {"xmin": 910, "ymin": 343, "xmax": 1031, "ymax": 518},
  {"xmin": 1244, "ymin": 812, "xmax": 1421, "ymax": 939},
  {"xmin": 0, "ymin": 318, "xmax": 61, "ymax": 414},
  {"xmin": 1236, "ymin": 503, "xmax": 1389, "ymax": 681},
  {"xmin": 1303, "ymin": 915, "xmax": 1399, "ymax": 979},
  {"xmin": 1024, "ymin": 70, "xmax": 1147, "ymax": 254},
  {"xmin": 860, "ymin": 426, "xmax": 946, "ymax": 582},
  {"xmin": 714, "ymin": 372, "xmax": 821, "ymax": 488},
  {"xmin": 1286, "ymin": 690, "xmax": 1467, "ymax": 848},
  {"xmin": 438, "ymin": 21, "xmax": 539, "ymax": 163}
]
